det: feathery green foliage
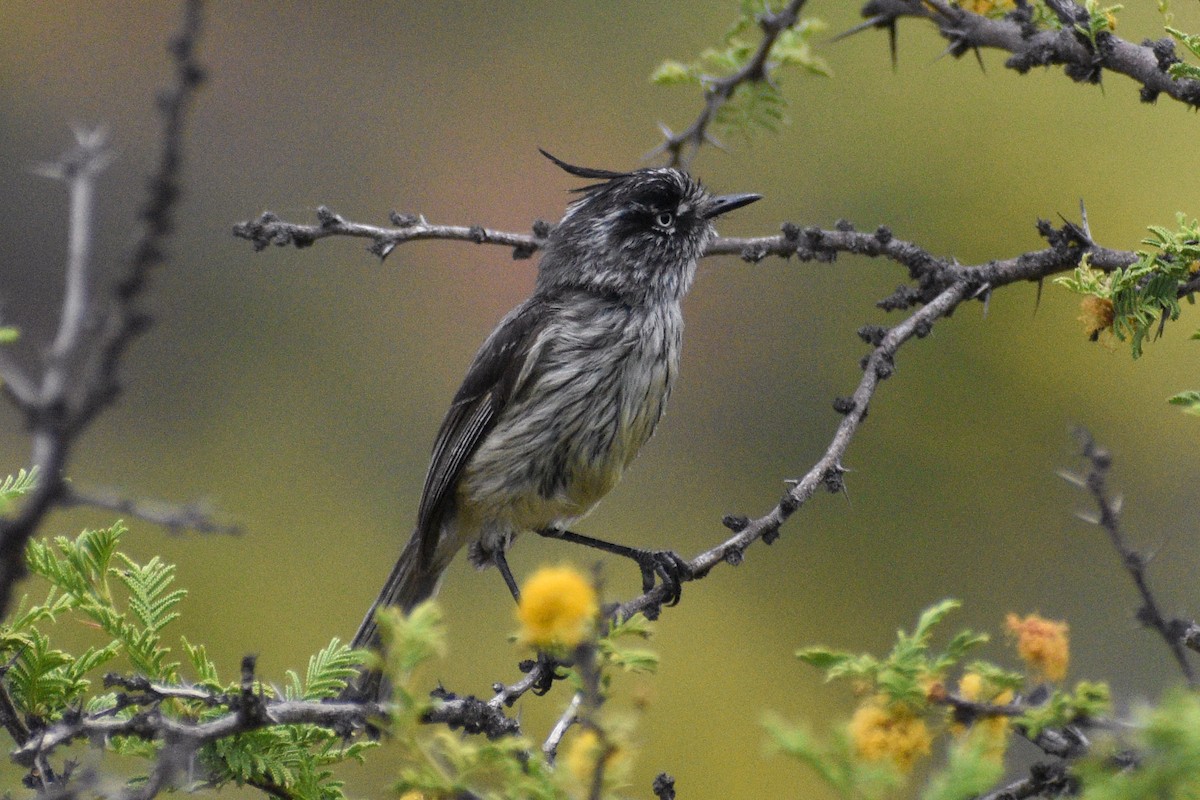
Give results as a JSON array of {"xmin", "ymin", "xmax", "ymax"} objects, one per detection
[
  {"xmin": 779, "ymin": 601, "xmax": 1122, "ymax": 799},
  {"xmin": 1018, "ymin": 681, "xmax": 1112, "ymax": 738},
  {"xmin": 0, "ymin": 467, "xmax": 37, "ymax": 513},
  {"xmin": 798, "ymin": 599, "xmax": 988, "ymax": 710},
  {"xmin": 1, "ymin": 523, "xmax": 375, "ymax": 800},
  {"xmin": 1056, "ymin": 213, "xmax": 1200, "ymax": 358},
  {"xmin": 921, "ymin": 732, "xmax": 1006, "ymax": 800},
  {"xmin": 1074, "ymin": 1, "xmax": 1123, "ymax": 49},
  {"xmin": 1166, "ymin": 26, "xmax": 1200, "ymax": 80},
  {"xmin": 1077, "ymin": 689, "xmax": 1200, "ymax": 799},
  {"xmin": 598, "ymin": 612, "xmax": 659, "ymax": 675},
  {"xmin": 651, "ymin": 2, "xmax": 829, "ymax": 142}
]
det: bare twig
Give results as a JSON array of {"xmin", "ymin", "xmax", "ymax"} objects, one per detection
[
  {"xmin": 0, "ymin": 0, "xmax": 205, "ymax": 617},
  {"xmin": 542, "ymin": 691, "xmax": 582, "ymax": 764},
  {"xmin": 424, "ymin": 687, "xmax": 521, "ymax": 739},
  {"xmin": 652, "ymin": 773, "xmax": 677, "ymax": 800},
  {"xmin": 35, "ymin": 128, "xmax": 112, "ymax": 409},
  {"xmin": 977, "ymin": 763, "xmax": 1072, "ymax": 800},
  {"xmin": 234, "ymin": 207, "xmax": 548, "ymax": 262},
  {"xmin": 0, "ymin": 671, "xmax": 30, "ymax": 743},
  {"xmin": 1063, "ymin": 429, "xmax": 1196, "ymax": 685},
  {"xmin": 59, "ymin": 484, "xmax": 240, "ymax": 536}
]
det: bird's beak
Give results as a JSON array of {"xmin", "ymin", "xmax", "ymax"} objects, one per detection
[{"xmin": 704, "ymin": 192, "xmax": 762, "ymax": 219}]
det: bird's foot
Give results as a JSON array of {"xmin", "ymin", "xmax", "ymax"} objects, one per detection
[{"xmin": 631, "ymin": 548, "xmax": 692, "ymax": 607}]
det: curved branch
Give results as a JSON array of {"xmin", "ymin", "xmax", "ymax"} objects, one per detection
[
  {"xmin": 855, "ymin": 0, "xmax": 1200, "ymax": 108},
  {"xmin": 615, "ymin": 277, "xmax": 969, "ymax": 620}
]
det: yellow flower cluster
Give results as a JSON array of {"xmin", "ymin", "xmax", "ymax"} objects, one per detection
[
  {"xmin": 516, "ymin": 565, "xmax": 598, "ymax": 648},
  {"xmin": 955, "ymin": 672, "xmax": 1013, "ymax": 762},
  {"xmin": 565, "ymin": 729, "xmax": 625, "ymax": 785},
  {"xmin": 1079, "ymin": 296, "xmax": 1115, "ymax": 340},
  {"xmin": 1005, "ymin": 613, "xmax": 1069, "ymax": 681},
  {"xmin": 848, "ymin": 700, "xmax": 932, "ymax": 773}
]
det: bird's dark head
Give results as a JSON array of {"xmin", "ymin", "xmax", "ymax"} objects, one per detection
[{"xmin": 535, "ymin": 150, "xmax": 760, "ymax": 304}]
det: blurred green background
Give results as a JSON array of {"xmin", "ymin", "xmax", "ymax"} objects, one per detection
[{"xmin": 3, "ymin": 1, "xmax": 1200, "ymax": 796}]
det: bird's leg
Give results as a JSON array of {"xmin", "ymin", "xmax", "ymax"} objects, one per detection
[
  {"xmin": 490, "ymin": 548, "xmax": 569, "ymax": 697},
  {"xmin": 493, "ymin": 548, "xmax": 522, "ymax": 603},
  {"xmin": 535, "ymin": 527, "xmax": 692, "ymax": 606}
]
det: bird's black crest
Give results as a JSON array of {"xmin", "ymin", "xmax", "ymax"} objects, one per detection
[{"xmin": 539, "ymin": 149, "xmax": 633, "ymax": 193}]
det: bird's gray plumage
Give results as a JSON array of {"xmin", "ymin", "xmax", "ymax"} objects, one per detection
[{"xmin": 348, "ymin": 153, "xmax": 759, "ymax": 697}]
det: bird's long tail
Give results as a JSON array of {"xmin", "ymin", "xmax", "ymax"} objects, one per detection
[{"xmin": 345, "ymin": 532, "xmax": 445, "ymax": 703}]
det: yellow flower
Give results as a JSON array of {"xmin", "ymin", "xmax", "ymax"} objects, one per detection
[
  {"xmin": 953, "ymin": 673, "xmax": 1013, "ymax": 762},
  {"xmin": 516, "ymin": 565, "xmax": 598, "ymax": 648},
  {"xmin": 848, "ymin": 700, "xmax": 932, "ymax": 773},
  {"xmin": 1005, "ymin": 613, "xmax": 1069, "ymax": 681},
  {"xmin": 957, "ymin": 672, "xmax": 985, "ymax": 702},
  {"xmin": 1079, "ymin": 296, "xmax": 1114, "ymax": 341},
  {"xmin": 564, "ymin": 728, "xmax": 625, "ymax": 785}
]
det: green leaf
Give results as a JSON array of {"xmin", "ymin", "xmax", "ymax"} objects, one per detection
[
  {"xmin": 650, "ymin": 59, "xmax": 696, "ymax": 86},
  {"xmin": 651, "ymin": 5, "xmax": 828, "ymax": 144},
  {"xmin": 9, "ymin": 526, "xmax": 380, "ymax": 800},
  {"xmin": 922, "ymin": 733, "xmax": 1006, "ymax": 800},
  {"xmin": 1168, "ymin": 390, "xmax": 1200, "ymax": 415},
  {"xmin": 113, "ymin": 554, "xmax": 187, "ymax": 634},
  {"xmin": 600, "ymin": 640, "xmax": 659, "ymax": 674},
  {"xmin": 0, "ymin": 467, "xmax": 37, "ymax": 513},
  {"xmin": 182, "ymin": 636, "xmax": 222, "ymax": 688},
  {"xmin": 963, "ymin": 660, "xmax": 1025, "ymax": 693},
  {"xmin": 912, "ymin": 599, "xmax": 961, "ymax": 642},
  {"xmin": 301, "ymin": 638, "xmax": 362, "ymax": 700},
  {"xmin": 1018, "ymin": 680, "xmax": 1111, "ymax": 737},
  {"xmin": 1058, "ymin": 214, "xmax": 1200, "ymax": 357},
  {"xmin": 7, "ymin": 629, "xmax": 88, "ymax": 719},
  {"xmin": 1167, "ymin": 25, "xmax": 1200, "ymax": 59},
  {"xmin": 942, "ymin": 630, "xmax": 990, "ymax": 663},
  {"xmin": 1075, "ymin": 688, "xmax": 1200, "ymax": 799}
]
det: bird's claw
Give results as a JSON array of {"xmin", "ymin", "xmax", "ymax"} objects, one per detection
[
  {"xmin": 522, "ymin": 651, "xmax": 567, "ymax": 696},
  {"xmin": 633, "ymin": 549, "xmax": 692, "ymax": 606}
]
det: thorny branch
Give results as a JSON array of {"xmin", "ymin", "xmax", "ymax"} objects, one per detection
[
  {"xmin": 0, "ymin": 0, "xmax": 209, "ymax": 618},
  {"xmin": 851, "ymin": 0, "xmax": 1200, "ymax": 108},
  {"xmin": 234, "ymin": 207, "xmax": 1138, "ymax": 283},
  {"xmin": 1060, "ymin": 429, "xmax": 1198, "ymax": 686},
  {"xmin": 241, "ymin": 203, "xmax": 1173, "ymax": 740},
  {"xmin": 11, "ymin": 659, "xmax": 386, "ymax": 798}
]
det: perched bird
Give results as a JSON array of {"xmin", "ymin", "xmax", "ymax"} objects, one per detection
[{"xmin": 349, "ymin": 151, "xmax": 759, "ymax": 697}]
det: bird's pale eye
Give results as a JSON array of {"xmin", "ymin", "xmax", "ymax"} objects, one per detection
[{"xmin": 654, "ymin": 211, "xmax": 674, "ymax": 229}]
